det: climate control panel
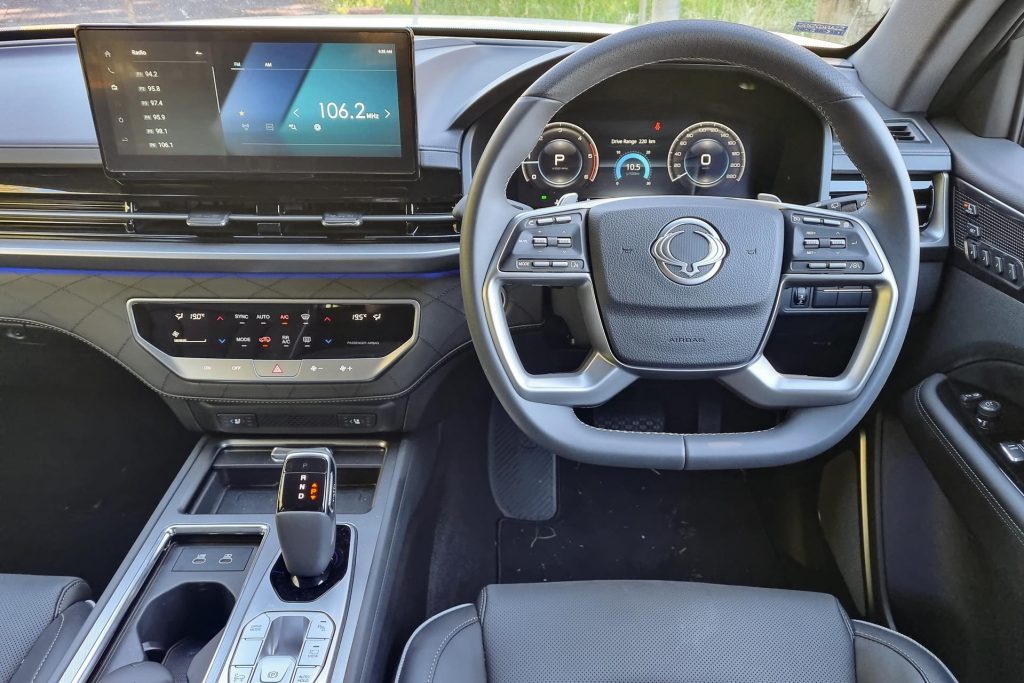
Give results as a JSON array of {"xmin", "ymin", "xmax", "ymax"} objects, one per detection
[{"xmin": 129, "ymin": 299, "xmax": 418, "ymax": 382}]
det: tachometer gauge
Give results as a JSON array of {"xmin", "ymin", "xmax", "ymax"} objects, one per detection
[
  {"xmin": 521, "ymin": 122, "xmax": 599, "ymax": 190},
  {"xmin": 667, "ymin": 122, "xmax": 746, "ymax": 188}
]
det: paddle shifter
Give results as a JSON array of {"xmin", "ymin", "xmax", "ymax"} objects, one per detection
[{"xmin": 276, "ymin": 451, "xmax": 337, "ymax": 588}]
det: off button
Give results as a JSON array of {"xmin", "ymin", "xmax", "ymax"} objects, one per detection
[{"xmin": 254, "ymin": 360, "xmax": 300, "ymax": 377}]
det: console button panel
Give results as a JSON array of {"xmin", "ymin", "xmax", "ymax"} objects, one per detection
[
  {"xmin": 229, "ymin": 612, "xmax": 336, "ymax": 683},
  {"xmin": 129, "ymin": 299, "xmax": 418, "ymax": 382}
]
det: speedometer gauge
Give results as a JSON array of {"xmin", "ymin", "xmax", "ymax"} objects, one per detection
[
  {"xmin": 667, "ymin": 122, "xmax": 746, "ymax": 188},
  {"xmin": 521, "ymin": 122, "xmax": 599, "ymax": 190}
]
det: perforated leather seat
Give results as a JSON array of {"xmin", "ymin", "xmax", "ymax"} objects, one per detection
[
  {"xmin": 396, "ymin": 581, "xmax": 956, "ymax": 683},
  {"xmin": 0, "ymin": 574, "xmax": 92, "ymax": 683}
]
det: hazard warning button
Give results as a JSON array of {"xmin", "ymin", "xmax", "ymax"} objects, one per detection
[{"xmin": 253, "ymin": 360, "xmax": 301, "ymax": 378}]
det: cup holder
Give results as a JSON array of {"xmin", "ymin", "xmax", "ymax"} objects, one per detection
[{"xmin": 136, "ymin": 582, "xmax": 235, "ymax": 667}]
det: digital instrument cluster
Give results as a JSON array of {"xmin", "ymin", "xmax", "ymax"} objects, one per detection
[
  {"xmin": 510, "ymin": 67, "xmax": 825, "ymax": 207},
  {"xmin": 520, "ymin": 119, "xmax": 748, "ymax": 197}
]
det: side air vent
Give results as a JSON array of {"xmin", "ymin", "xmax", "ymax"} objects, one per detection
[
  {"xmin": 0, "ymin": 195, "xmax": 459, "ymax": 242},
  {"xmin": 885, "ymin": 120, "xmax": 927, "ymax": 143},
  {"xmin": 912, "ymin": 183, "xmax": 935, "ymax": 228},
  {"xmin": 827, "ymin": 179, "xmax": 934, "ymax": 230}
]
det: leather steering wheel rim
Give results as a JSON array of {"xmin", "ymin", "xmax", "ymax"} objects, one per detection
[{"xmin": 461, "ymin": 20, "xmax": 919, "ymax": 470}]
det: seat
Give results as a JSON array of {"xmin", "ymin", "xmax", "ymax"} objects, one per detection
[
  {"xmin": 0, "ymin": 574, "xmax": 92, "ymax": 683},
  {"xmin": 396, "ymin": 581, "xmax": 956, "ymax": 683}
]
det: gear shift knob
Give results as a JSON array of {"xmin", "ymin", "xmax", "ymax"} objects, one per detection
[{"xmin": 276, "ymin": 451, "xmax": 336, "ymax": 587}]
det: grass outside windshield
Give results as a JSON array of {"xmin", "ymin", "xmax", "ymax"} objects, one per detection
[{"xmin": 0, "ymin": 0, "xmax": 893, "ymax": 45}]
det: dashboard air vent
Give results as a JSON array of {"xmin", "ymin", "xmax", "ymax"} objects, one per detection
[
  {"xmin": 0, "ymin": 195, "xmax": 459, "ymax": 243},
  {"xmin": 827, "ymin": 179, "xmax": 934, "ymax": 230},
  {"xmin": 885, "ymin": 120, "xmax": 927, "ymax": 143}
]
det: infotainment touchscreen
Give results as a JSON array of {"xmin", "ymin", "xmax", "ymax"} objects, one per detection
[{"xmin": 77, "ymin": 26, "xmax": 417, "ymax": 176}]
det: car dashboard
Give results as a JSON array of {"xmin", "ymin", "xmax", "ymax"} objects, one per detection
[{"xmin": 0, "ymin": 25, "xmax": 950, "ymax": 418}]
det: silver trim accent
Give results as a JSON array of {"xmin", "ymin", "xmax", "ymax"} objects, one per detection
[
  {"xmin": 59, "ymin": 523, "xmax": 269, "ymax": 683},
  {"xmin": 126, "ymin": 298, "xmax": 420, "ymax": 383},
  {"xmin": 483, "ymin": 198, "xmax": 898, "ymax": 409},
  {"xmin": 212, "ymin": 526, "xmax": 356, "ymax": 683},
  {"xmin": 650, "ymin": 217, "xmax": 728, "ymax": 285}
]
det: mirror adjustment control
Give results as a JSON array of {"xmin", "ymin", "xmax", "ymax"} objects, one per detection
[{"xmin": 975, "ymin": 399, "xmax": 1002, "ymax": 431}]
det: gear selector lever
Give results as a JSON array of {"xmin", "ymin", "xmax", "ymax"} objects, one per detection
[{"xmin": 276, "ymin": 451, "xmax": 337, "ymax": 588}]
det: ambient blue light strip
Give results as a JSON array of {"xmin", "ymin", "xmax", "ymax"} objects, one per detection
[{"xmin": 0, "ymin": 267, "xmax": 460, "ymax": 280}]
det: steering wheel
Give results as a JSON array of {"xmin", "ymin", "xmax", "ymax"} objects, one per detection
[{"xmin": 462, "ymin": 20, "xmax": 918, "ymax": 470}]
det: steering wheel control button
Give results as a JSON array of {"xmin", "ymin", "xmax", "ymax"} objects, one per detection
[
  {"xmin": 258, "ymin": 656, "xmax": 294, "ymax": 683},
  {"xmin": 306, "ymin": 614, "xmax": 335, "ymax": 640},
  {"xmin": 502, "ymin": 212, "xmax": 588, "ymax": 272},
  {"xmin": 806, "ymin": 262, "xmax": 828, "ymax": 270},
  {"xmin": 787, "ymin": 212, "xmax": 882, "ymax": 273},
  {"xmin": 791, "ymin": 287, "xmax": 810, "ymax": 307}
]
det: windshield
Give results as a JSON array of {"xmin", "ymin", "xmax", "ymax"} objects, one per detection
[{"xmin": 0, "ymin": 0, "xmax": 893, "ymax": 46}]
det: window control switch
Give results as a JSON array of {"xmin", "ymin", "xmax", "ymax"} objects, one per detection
[{"xmin": 998, "ymin": 441, "xmax": 1024, "ymax": 466}]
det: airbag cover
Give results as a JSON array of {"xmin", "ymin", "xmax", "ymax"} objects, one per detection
[{"xmin": 588, "ymin": 197, "xmax": 784, "ymax": 369}]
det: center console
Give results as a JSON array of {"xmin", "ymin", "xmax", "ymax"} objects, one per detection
[{"xmin": 56, "ymin": 435, "xmax": 425, "ymax": 683}]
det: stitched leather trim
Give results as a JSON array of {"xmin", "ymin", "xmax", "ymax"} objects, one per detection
[
  {"xmin": 27, "ymin": 613, "xmax": 64, "ymax": 683},
  {"xmin": 52, "ymin": 579, "xmax": 86, "ymax": 619},
  {"xmin": 855, "ymin": 631, "xmax": 930, "ymax": 683},
  {"xmin": 393, "ymin": 604, "xmax": 475, "ymax": 683},
  {"xmin": 426, "ymin": 617, "xmax": 478, "ymax": 683},
  {"xmin": 913, "ymin": 383, "xmax": 1024, "ymax": 548}
]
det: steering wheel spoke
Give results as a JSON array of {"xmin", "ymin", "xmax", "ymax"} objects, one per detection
[
  {"xmin": 482, "ymin": 205, "xmax": 636, "ymax": 407},
  {"xmin": 720, "ymin": 206, "xmax": 898, "ymax": 408}
]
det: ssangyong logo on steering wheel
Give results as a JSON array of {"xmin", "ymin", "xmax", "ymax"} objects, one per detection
[{"xmin": 651, "ymin": 218, "xmax": 728, "ymax": 285}]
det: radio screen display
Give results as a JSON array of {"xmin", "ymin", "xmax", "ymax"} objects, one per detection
[
  {"xmin": 131, "ymin": 301, "xmax": 417, "ymax": 360},
  {"xmin": 77, "ymin": 26, "xmax": 417, "ymax": 176}
]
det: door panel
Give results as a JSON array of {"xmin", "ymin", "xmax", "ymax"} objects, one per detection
[{"xmin": 879, "ymin": 117, "xmax": 1024, "ymax": 682}]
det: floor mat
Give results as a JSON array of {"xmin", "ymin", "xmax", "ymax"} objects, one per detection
[
  {"xmin": 0, "ymin": 330, "xmax": 196, "ymax": 594},
  {"xmin": 498, "ymin": 460, "xmax": 788, "ymax": 587}
]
